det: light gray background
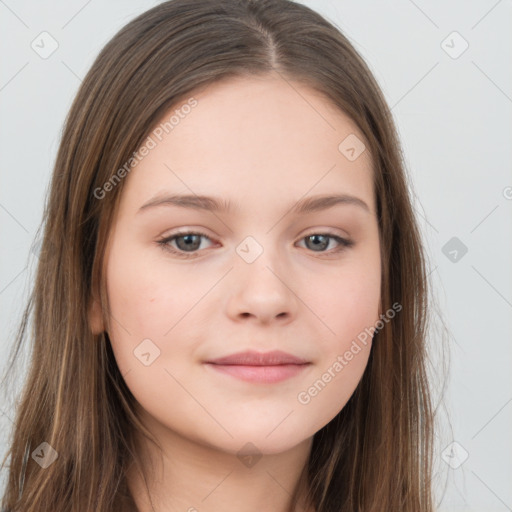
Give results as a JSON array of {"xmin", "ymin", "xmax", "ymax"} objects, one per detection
[{"xmin": 1, "ymin": 1, "xmax": 511, "ymax": 510}]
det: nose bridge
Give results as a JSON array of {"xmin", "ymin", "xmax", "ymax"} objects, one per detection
[
  {"xmin": 235, "ymin": 232, "xmax": 272, "ymax": 265},
  {"xmin": 226, "ymin": 233, "xmax": 297, "ymax": 322},
  {"xmin": 235, "ymin": 233, "xmax": 284, "ymax": 287}
]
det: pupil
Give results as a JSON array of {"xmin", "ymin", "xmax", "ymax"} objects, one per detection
[
  {"xmin": 308, "ymin": 235, "xmax": 328, "ymax": 251},
  {"xmin": 178, "ymin": 234, "xmax": 200, "ymax": 251}
]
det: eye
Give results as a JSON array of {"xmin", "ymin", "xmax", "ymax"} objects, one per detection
[
  {"xmin": 157, "ymin": 230, "xmax": 215, "ymax": 258},
  {"xmin": 157, "ymin": 230, "xmax": 354, "ymax": 259},
  {"xmin": 296, "ymin": 233, "xmax": 354, "ymax": 254}
]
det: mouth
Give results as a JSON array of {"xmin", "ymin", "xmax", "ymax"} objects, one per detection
[{"xmin": 203, "ymin": 350, "xmax": 311, "ymax": 384}]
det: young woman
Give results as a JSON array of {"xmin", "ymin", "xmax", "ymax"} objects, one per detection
[{"xmin": 1, "ymin": 0, "xmax": 437, "ymax": 510}]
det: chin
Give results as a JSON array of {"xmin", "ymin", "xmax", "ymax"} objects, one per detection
[{"xmin": 204, "ymin": 422, "xmax": 312, "ymax": 457}]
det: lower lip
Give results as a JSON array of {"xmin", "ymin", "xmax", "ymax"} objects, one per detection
[{"xmin": 205, "ymin": 363, "xmax": 310, "ymax": 383}]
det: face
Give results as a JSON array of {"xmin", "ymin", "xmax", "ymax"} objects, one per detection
[{"xmin": 89, "ymin": 74, "xmax": 381, "ymax": 456}]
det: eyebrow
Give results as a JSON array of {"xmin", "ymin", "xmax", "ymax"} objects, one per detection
[{"xmin": 137, "ymin": 192, "xmax": 370, "ymax": 215}]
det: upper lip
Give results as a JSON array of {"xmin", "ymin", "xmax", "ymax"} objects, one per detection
[{"xmin": 205, "ymin": 350, "xmax": 309, "ymax": 366}]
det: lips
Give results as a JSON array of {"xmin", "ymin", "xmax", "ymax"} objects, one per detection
[
  {"xmin": 204, "ymin": 350, "xmax": 311, "ymax": 384},
  {"xmin": 205, "ymin": 349, "xmax": 309, "ymax": 366}
]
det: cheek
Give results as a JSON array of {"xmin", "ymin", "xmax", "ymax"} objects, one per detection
[
  {"xmin": 317, "ymin": 249, "xmax": 381, "ymax": 350},
  {"xmin": 315, "ymin": 274, "xmax": 376, "ymax": 385},
  {"xmin": 296, "ymin": 250, "xmax": 379, "ymax": 425},
  {"xmin": 106, "ymin": 235, "xmax": 207, "ymax": 329},
  {"xmin": 104, "ymin": 241, "xmax": 198, "ymax": 371}
]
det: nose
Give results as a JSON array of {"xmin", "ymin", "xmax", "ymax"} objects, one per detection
[{"xmin": 225, "ymin": 242, "xmax": 298, "ymax": 325}]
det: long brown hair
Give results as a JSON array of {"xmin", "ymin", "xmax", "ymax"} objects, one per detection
[{"xmin": 1, "ymin": 0, "xmax": 439, "ymax": 510}]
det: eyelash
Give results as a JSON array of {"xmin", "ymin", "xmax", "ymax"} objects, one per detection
[{"xmin": 156, "ymin": 230, "xmax": 354, "ymax": 259}]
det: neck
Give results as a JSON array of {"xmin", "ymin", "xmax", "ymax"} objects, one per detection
[{"xmin": 126, "ymin": 412, "xmax": 315, "ymax": 512}]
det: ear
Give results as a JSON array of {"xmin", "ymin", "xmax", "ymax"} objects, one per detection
[
  {"xmin": 88, "ymin": 291, "xmax": 105, "ymax": 335},
  {"xmin": 88, "ymin": 237, "xmax": 110, "ymax": 335}
]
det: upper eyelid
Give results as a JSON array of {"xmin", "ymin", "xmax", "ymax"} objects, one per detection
[
  {"xmin": 160, "ymin": 229, "xmax": 350, "ymax": 241},
  {"xmin": 160, "ymin": 223, "xmax": 351, "ymax": 237}
]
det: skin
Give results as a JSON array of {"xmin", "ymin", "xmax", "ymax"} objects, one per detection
[{"xmin": 89, "ymin": 72, "xmax": 381, "ymax": 512}]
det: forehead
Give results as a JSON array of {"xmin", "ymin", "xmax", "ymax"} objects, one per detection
[{"xmin": 118, "ymin": 74, "xmax": 374, "ymax": 216}]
